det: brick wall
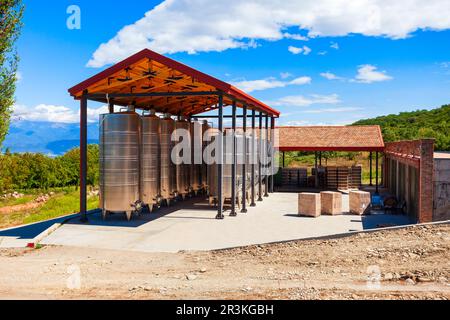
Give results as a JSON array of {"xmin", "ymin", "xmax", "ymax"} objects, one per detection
[{"xmin": 385, "ymin": 139, "xmax": 434, "ymax": 223}]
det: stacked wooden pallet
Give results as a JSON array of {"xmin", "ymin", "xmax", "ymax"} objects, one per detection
[
  {"xmin": 337, "ymin": 166, "xmax": 349, "ymax": 190},
  {"xmin": 349, "ymin": 166, "xmax": 362, "ymax": 189},
  {"xmin": 326, "ymin": 167, "xmax": 338, "ymax": 189},
  {"xmin": 327, "ymin": 166, "xmax": 353, "ymax": 190},
  {"xmin": 311, "ymin": 167, "xmax": 326, "ymax": 188},
  {"xmin": 281, "ymin": 168, "xmax": 307, "ymax": 186}
]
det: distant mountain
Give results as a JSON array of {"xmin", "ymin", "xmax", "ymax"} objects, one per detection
[
  {"xmin": 3, "ymin": 121, "xmax": 99, "ymax": 156},
  {"xmin": 353, "ymin": 104, "xmax": 450, "ymax": 151}
]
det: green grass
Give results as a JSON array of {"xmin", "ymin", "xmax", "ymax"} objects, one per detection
[
  {"xmin": 0, "ymin": 187, "xmax": 99, "ymax": 229},
  {"xmin": 0, "ymin": 194, "xmax": 36, "ymax": 207}
]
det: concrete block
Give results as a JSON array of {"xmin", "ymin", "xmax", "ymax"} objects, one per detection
[
  {"xmin": 349, "ymin": 191, "xmax": 371, "ymax": 215},
  {"xmin": 320, "ymin": 191, "xmax": 342, "ymax": 215},
  {"xmin": 298, "ymin": 193, "xmax": 321, "ymax": 217}
]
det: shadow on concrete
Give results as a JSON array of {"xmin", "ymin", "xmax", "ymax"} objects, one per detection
[
  {"xmin": 0, "ymin": 214, "xmax": 78, "ymax": 240},
  {"xmin": 283, "ymin": 212, "xmax": 412, "ymax": 231},
  {"xmin": 361, "ymin": 214, "xmax": 412, "ymax": 229},
  {"xmin": 66, "ymin": 196, "xmax": 218, "ymax": 228}
]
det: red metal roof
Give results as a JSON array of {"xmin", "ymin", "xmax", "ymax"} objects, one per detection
[
  {"xmin": 276, "ymin": 126, "xmax": 385, "ymax": 152},
  {"xmin": 68, "ymin": 49, "xmax": 280, "ymax": 117}
]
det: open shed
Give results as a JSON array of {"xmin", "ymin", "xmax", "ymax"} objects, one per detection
[
  {"xmin": 276, "ymin": 125, "xmax": 385, "ymax": 192},
  {"xmin": 69, "ymin": 49, "xmax": 280, "ymax": 221}
]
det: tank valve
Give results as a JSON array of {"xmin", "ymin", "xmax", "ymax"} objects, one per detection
[{"xmin": 131, "ymin": 200, "xmax": 144, "ymax": 214}]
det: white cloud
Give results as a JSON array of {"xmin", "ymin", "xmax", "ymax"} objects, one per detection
[
  {"xmin": 279, "ymin": 119, "xmax": 352, "ymax": 126},
  {"xmin": 288, "ymin": 45, "xmax": 311, "ymax": 55},
  {"xmin": 231, "ymin": 75, "xmax": 311, "ymax": 92},
  {"xmin": 230, "ymin": 78, "xmax": 286, "ymax": 92},
  {"xmin": 318, "ymin": 51, "xmax": 328, "ymax": 56},
  {"xmin": 12, "ymin": 104, "xmax": 108, "ymax": 123},
  {"xmin": 281, "ymin": 120, "xmax": 312, "ymax": 126},
  {"xmin": 303, "ymin": 46, "xmax": 312, "ymax": 55},
  {"xmin": 330, "ymin": 42, "xmax": 340, "ymax": 50},
  {"xmin": 280, "ymin": 72, "xmax": 292, "ymax": 79},
  {"xmin": 303, "ymin": 107, "xmax": 363, "ymax": 114},
  {"xmin": 270, "ymin": 94, "xmax": 340, "ymax": 107},
  {"xmin": 353, "ymin": 64, "xmax": 393, "ymax": 83},
  {"xmin": 288, "ymin": 46, "xmax": 303, "ymax": 55},
  {"xmin": 320, "ymin": 72, "xmax": 344, "ymax": 80},
  {"xmin": 283, "ymin": 33, "xmax": 309, "ymax": 41},
  {"xmin": 290, "ymin": 76, "xmax": 312, "ymax": 85},
  {"xmin": 87, "ymin": 0, "xmax": 450, "ymax": 68},
  {"xmin": 16, "ymin": 71, "xmax": 22, "ymax": 82}
]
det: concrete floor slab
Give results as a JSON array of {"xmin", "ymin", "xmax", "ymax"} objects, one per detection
[{"xmin": 41, "ymin": 192, "xmax": 412, "ymax": 253}]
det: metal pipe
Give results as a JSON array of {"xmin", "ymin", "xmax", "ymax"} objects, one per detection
[
  {"xmin": 369, "ymin": 152, "xmax": 373, "ymax": 186},
  {"xmin": 376, "ymin": 152, "xmax": 379, "ymax": 194},
  {"xmin": 270, "ymin": 116, "xmax": 275, "ymax": 193},
  {"xmin": 315, "ymin": 152, "xmax": 319, "ymax": 188},
  {"xmin": 230, "ymin": 101, "xmax": 237, "ymax": 217},
  {"xmin": 216, "ymin": 94, "xmax": 224, "ymax": 219},
  {"xmin": 80, "ymin": 90, "xmax": 88, "ymax": 223},
  {"xmin": 241, "ymin": 105, "xmax": 248, "ymax": 213},
  {"xmin": 258, "ymin": 112, "xmax": 263, "ymax": 202},
  {"xmin": 250, "ymin": 110, "xmax": 256, "ymax": 207},
  {"xmin": 264, "ymin": 115, "xmax": 269, "ymax": 197}
]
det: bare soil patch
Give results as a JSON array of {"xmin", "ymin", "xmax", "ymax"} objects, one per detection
[{"xmin": 0, "ymin": 223, "xmax": 448, "ymax": 300}]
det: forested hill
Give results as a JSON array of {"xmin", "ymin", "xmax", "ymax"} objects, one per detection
[{"xmin": 353, "ymin": 105, "xmax": 450, "ymax": 151}]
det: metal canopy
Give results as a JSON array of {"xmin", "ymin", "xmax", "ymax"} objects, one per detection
[
  {"xmin": 68, "ymin": 49, "xmax": 280, "ymax": 117},
  {"xmin": 69, "ymin": 49, "xmax": 279, "ymax": 222}
]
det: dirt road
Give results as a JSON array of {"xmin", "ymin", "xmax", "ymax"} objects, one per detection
[{"xmin": 0, "ymin": 223, "xmax": 448, "ymax": 300}]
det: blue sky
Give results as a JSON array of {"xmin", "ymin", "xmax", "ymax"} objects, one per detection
[{"xmin": 12, "ymin": 0, "xmax": 450, "ymax": 126}]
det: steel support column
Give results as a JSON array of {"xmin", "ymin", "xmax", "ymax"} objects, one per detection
[
  {"xmin": 258, "ymin": 112, "xmax": 263, "ymax": 201},
  {"xmin": 264, "ymin": 115, "xmax": 269, "ymax": 197},
  {"xmin": 270, "ymin": 116, "xmax": 275, "ymax": 193},
  {"xmin": 216, "ymin": 94, "xmax": 225, "ymax": 219},
  {"xmin": 375, "ymin": 151, "xmax": 379, "ymax": 194},
  {"xmin": 108, "ymin": 99, "xmax": 114, "ymax": 114},
  {"xmin": 80, "ymin": 90, "xmax": 88, "ymax": 223},
  {"xmin": 241, "ymin": 105, "xmax": 248, "ymax": 213},
  {"xmin": 282, "ymin": 152, "xmax": 285, "ymax": 168},
  {"xmin": 230, "ymin": 101, "xmax": 237, "ymax": 217},
  {"xmin": 250, "ymin": 110, "xmax": 256, "ymax": 207},
  {"xmin": 314, "ymin": 152, "xmax": 319, "ymax": 188},
  {"xmin": 369, "ymin": 152, "xmax": 373, "ymax": 186}
]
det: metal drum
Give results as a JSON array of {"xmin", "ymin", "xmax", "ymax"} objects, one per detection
[
  {"xmin": 175, "ymin": 117, "xmax": 190, "ymax": 198},
  {"xmin": 189, "ymin": 119, "xmax": 203, "ymax": 194},
  {"xmin": 160, "ymin": 114, "xmax": 176, "ymax": 205},
  {"xmin": 140, "ymin": 111, "xmax": 161, "ymax": 212},
  {"xmin": 99, "ymin": 112, "xmax": 140, "ymax": 221}
]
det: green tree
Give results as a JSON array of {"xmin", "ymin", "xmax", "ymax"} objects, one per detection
[
  {"xmin": 0, "ymin": 0, "xmax": 24, "ymax": 149},
  {"xmin": 354, "ymin": 105, "xmax": 450, "ymax": 151}
]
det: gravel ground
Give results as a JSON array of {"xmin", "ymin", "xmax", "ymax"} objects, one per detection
[{"xmin": 0, "ymin": 223, "xmax": 448, "ymax": 300}]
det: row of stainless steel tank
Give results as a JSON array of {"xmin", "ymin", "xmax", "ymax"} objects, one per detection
[{"xmin": 99, "ymin": 110, "xmax": 272, "ymax": 220}]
